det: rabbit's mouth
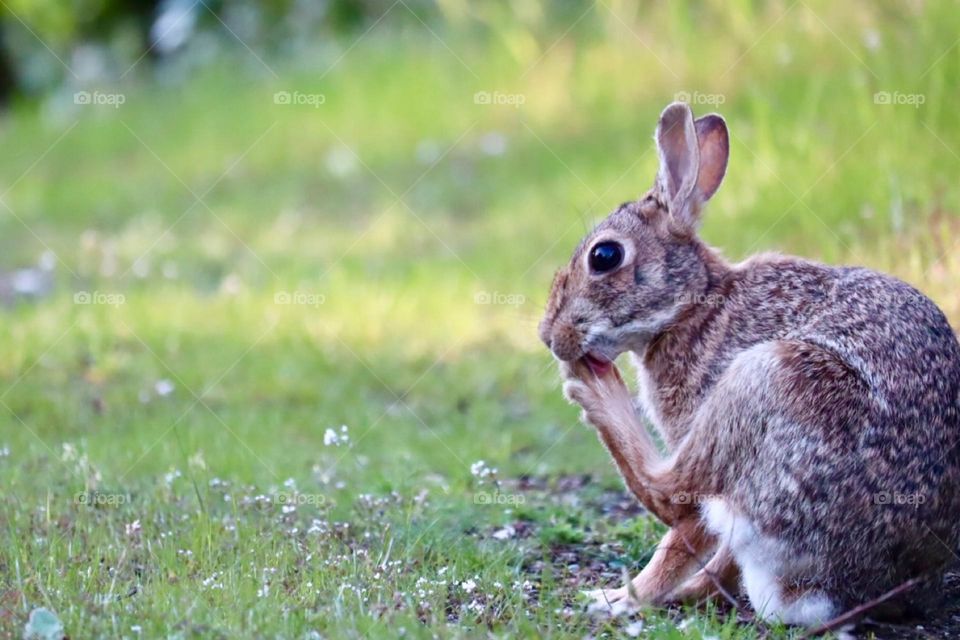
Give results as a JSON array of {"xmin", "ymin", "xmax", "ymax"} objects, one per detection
[{"xmin": 584, "ymin": 353, "xmax": 613, "ymax": 376}]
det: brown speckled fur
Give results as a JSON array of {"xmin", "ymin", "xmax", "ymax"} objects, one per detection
[{"xmin": 539, "ymin": 102, "xmax": 960, "ymax": 625}]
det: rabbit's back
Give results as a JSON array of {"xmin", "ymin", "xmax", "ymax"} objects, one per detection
[{"xmin": 714, "ymin": 256, "xmax": 960, "ymax": 612}]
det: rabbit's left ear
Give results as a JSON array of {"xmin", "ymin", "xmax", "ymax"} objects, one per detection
[
  {"xmin": 693, "ymin": 114, "xmax": 729, "ymax": 201},
  {"xmin": 655, "ymin": 102, "xmax": 729, "ymax": 229}
]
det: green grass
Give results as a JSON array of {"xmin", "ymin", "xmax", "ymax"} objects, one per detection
[{"xmin": 2, "ymin": 1, "xmax": 959, "ymax": 637}]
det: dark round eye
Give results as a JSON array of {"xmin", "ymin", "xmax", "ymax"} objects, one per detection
[{"xmin": 588, "ymin": 241, "xmax": 624, "ymax": 273}]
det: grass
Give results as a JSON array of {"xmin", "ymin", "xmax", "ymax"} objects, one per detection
[{"xmin": 1, "ymin": 0, "xmax": 959, "ymax": 637}]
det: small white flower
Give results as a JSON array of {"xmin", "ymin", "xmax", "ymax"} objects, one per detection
[
  {"xmin": 61, "ymin": 443, "xmax": 78, "ymax": 462},
  {"xmin": 323, "ymin": 426, "xmax": 349, "ymax": 447},
  {"xmin": 470, "ymin": 460, "xmax": 496, "ymax": 483},
  {"xmin": 466, "ymin": 599, "xmax": 484, "ymax": 613},
  {"xmin": 461, "ymin": 579, "xmax": 477, "ymax": 593},
  {"xmin": 125, "ymin": 520, "xmax": 141, "ymax": 536},
  {"xmin": 154, "ymin": 379, "xmax": 175, "ymax": 397},
  {"xmin": 492, "ymin": 525, "xmax": 515, "ymax": 540}
]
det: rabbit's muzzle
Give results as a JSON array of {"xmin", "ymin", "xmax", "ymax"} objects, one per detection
[
  {"xmin": 547, "ymin": 324, "xmax": 583, "ymax": 362},
  {"xmin": 539, "ymin": 311, "xmax": 587, "ymax": 362}
]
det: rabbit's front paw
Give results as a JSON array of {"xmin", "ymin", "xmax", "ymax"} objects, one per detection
[
  {"xmin": 583, "ymin": 586, "xmax": 637, "ymax": 617},
  {"xmin": 562, "ymin": 378, "xmax": 597, "ymax": 421},
  {"xmin": 560, "ymin": 358, "xmax": 633, "ymax": 429}
]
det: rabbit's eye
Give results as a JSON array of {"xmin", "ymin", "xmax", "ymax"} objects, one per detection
[{"xmin": 588, "ymin": 241, "xmax": 624, "ymax": 273}]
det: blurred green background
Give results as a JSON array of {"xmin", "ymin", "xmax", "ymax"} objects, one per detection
[{"xmin": 0, "ymin": 0, "xmax": 958, "ymax": 637}]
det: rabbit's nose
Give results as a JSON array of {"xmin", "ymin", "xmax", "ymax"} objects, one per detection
[{"xmin": 538, "ymin": 319, "xmax": 553, "ymax": 349}]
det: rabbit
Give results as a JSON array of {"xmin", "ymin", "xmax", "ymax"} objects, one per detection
[{"xmin": 538, "ymin": 101, "xmax": 960, "ymax": 628}]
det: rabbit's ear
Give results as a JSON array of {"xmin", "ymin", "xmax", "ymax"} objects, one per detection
[
  {"xmin": 655, "ymin": 103, "xmax": 729, "ymax": 230},
  {"xmin": 656, "ymin": 102, "xmax": 700, "ymax": 223},
  {"xmin": 693, "ymin": 114, "xmax": 729, "ymax": 202}
]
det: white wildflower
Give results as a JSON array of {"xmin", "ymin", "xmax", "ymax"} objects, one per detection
[
  {"xmin": 492, "ymin": 525, "xmax": 515, "ymax": 540},
  {"xmin": 466, "ymin": 599, "xmax": 484, "ymax": 614},
  {"xmin": 61, "ymin": 443, "xmax": 77, "ymax": 462},
  {"xmin": 324, "ymin": 425, "xmax": 349, "ymax": 446},
  {"xmin": 154, "ymin": 379, "xmax": 175, "ymax": 397},
  {"xmin": 470, "ymin": 460, "xmax": 496, "ymax": 483}
]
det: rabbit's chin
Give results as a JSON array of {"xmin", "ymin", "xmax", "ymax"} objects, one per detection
[{"xmin": 583, "ymin": 353, "xmax": 613, "ymax": 377}]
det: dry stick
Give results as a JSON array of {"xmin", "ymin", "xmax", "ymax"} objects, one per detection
[
  {"xmin": 799, "ymin": 577, "xmax": 923, "ymax": 639},
  {"xmin": 676, "ymin": 532, "xmax": 747, "ymax": 617}
]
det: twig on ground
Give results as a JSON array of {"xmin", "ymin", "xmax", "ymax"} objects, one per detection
[
  {"xmin": 675, "ymin": 532, "xmax": 745, "ymax": 616},
  {"xmin": 799, "ymin": 577, "xmax": 923, "ymax": 638}
]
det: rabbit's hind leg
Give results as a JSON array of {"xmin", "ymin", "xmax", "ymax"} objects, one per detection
[
  {"xmin": 702, "ymin": 498, "xmax": 837, "ymax": 627},
  {"xmin": 586, "ymin": 516, "xmax": 715, "ymax": 613}
]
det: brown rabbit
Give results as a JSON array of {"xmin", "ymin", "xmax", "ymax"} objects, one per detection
[{"xmin": 539, "ymin": 102, "xmax": 960, "ymax": 627}]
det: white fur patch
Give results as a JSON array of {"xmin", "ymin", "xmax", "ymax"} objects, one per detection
[{"xmin": 702, "ymin": 498, "xmax": 836, "ymax": 627}]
